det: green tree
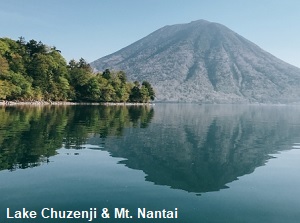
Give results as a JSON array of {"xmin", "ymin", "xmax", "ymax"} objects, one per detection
[
  {"xmin": 129, "ymin": 81, "xmax": 141, "ymax": 102},
  {"xmin": 142, "ymin": 81, "xmax": 155, "ymax": 101},
  {"xmin": 68, "ymin": 59, "xmax": 92, "ymax": 101},
  {"xmin": 8, "ymin": 72, "xmax": 33, "ymax": 100},
  {"xmin": 0, "ymin": 56, "xmax": 9, "ymax": 76},
  {"xmin": 102, "ymin": 69, "xmax": 111, "ymax": 80},
  {"xmin": 117, "ymin": 71, "xmax": 127, "ymax": 84},
  {"xmin": 26, "ymin": 39, "xmax": 47, "ymax": 56},
  {"xmin": 140, "ymin": 85, "xmax": 150, "ymax": 102},
  {"xmin": 0, "ymin": 80, "xmax": 12, "ymax": 99},
  {"xmin": 86, "ymin": 77, "xmax": 101, "ymax": 101}
]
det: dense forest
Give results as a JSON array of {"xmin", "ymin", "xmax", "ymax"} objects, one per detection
[{"xmin": 0, "ymin": 37, "xmax": 155, "ymax": 102}]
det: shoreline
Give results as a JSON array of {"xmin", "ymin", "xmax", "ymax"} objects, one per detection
[{"xmin": 0, "ymin": 100, "xmax": 155, "ymax": 106}]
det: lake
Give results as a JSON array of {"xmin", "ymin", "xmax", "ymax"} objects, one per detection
[{"xmin": 0, "ymin": 104, "xmax": 300, "ymax": 223}]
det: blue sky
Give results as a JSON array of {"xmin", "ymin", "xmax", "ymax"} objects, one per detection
[{"xmin": 1, "ymin": 0, "xmax": 300, "ymax": 67}]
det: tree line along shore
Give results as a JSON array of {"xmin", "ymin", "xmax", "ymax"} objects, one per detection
[
  {"xmin": 0, "ymin": 37, "xmax": 155, "ymax": 104},
  {"xmin": 0, "ymin": 101, "xmax": 155, "ymax": 106}
]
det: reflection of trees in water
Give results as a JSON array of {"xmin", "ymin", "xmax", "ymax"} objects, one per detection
[
  {"xmin": 2, "ymin": 104, "xmax": 300, "ymax": 194},
  {"xmin": 100, "ymin": 104, "xmax": 300, "ymax": 194},
  {"xmin": 0, "ymin": 105, "xmax": 154, "ymax": 171}
]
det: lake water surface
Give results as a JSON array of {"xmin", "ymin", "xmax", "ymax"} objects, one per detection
[{"xmin": 0, "ymin": 104, "xmax": 300, "ymax": 223}]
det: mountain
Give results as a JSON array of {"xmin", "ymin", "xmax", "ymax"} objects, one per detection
[{"xmin": 91, "ymin": 20, "xmax": 300, "ymax": 103}]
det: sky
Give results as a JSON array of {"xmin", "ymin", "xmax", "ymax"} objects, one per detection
[{"xmin": 1, "ymin": 0, "xmax": 300, "ymax": 67}]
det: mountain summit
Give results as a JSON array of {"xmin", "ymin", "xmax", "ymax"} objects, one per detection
[{"xmin": 91, "ymin": 20, "xmax": 300, "ymax": 103}]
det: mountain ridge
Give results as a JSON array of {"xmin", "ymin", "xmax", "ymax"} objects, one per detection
[{"xmin": 91, "ymin": 19, "xmax": 300, "ymax": 103}]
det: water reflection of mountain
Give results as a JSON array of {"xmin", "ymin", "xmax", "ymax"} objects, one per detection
[
  {"xmin": 90, "ymin": 104, "xmax": 300, "ymax": 194},
  {"xmin": 2, "ymin": 104, "xmax": 300, "ymax": 194},
  {"xmin": 0, "ymin": 105, "xmax": 154, "ymax": 171}
]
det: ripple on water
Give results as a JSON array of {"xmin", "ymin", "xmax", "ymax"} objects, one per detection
[{"xmin": 292, "ymin": 143, "xmax": 300, "ymax": 149}]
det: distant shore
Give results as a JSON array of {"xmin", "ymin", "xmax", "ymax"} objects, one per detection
[{"xmin": 0, "ymin": 100, "xmax": 155, "ymax": 106}]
